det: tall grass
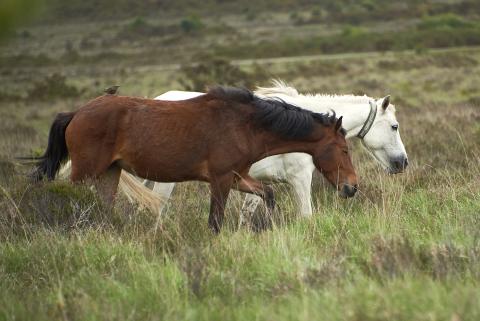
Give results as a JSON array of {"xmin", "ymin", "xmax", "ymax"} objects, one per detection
[{"xmin": 0, "ymin": 151, "xmax": 479, "ymax": 320}]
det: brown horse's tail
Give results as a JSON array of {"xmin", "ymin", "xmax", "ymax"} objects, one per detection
[{"xmin": 30, "ymin": 112, "xmax": 76, "ymax": 182}]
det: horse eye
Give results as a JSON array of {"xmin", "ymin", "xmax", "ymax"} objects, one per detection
[
  {"xmin": 391, "ymin": 124, "xmax": 399, "ymax": 131},
  {"xmin": 343, "ymin": 149, "xmax": 348, "ymax": 154}
]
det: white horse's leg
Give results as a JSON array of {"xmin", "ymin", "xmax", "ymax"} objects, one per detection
[
  {"xmin": 152, "ymin": 182, "xmax": 175, "ymax": 198},
  {"xmin": 138, "ymin": 179, "xmax": 175, "ymax": 213},
  {"xmin": 289, "ymin": 170, "xmax": 314, "ymax": 217},
  {"xmin": 238, "ymin": 194, "xmax": 263, "ymax": 229},
  {"xmin": 238, "ymin": 156, "xmax": 287, "ymax": 229}
]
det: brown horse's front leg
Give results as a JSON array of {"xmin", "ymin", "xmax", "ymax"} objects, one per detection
[
  {"xmin": 234, "ymin": 174, "xmax": 275, "ymax": 231},
  {"xmin": 208, "ymin": 175, "xmax": 233, "ymax": 234}
]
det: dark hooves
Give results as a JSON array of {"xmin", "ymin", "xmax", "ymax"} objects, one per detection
[
  {"xmin": 250, "ymin": 211, "xmax": 273, "ymax": 233},
  {"xmin": 251, "ymin": 186, "xmax": 275, "ymax": 232}
]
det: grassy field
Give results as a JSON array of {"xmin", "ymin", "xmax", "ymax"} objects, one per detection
[{"xmin": 1, "ymin": 2, "xmax": 480, "ymax": 321}]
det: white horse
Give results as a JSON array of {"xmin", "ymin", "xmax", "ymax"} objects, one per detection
[{"xmin": 114, "ymin": 80, "xmax": 408, "ymax": 221}]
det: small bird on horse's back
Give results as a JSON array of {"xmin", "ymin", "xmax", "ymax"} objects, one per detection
[{"xmin": 104, "ymin": 85, "xmax": 120, "ymax": 95}]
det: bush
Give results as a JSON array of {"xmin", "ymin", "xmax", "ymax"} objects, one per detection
[
  {"xmin": 118, "ymin": 17, "xmax": 179, "ymax": 40},
  {"xmin": 178, "ymin": 55, "xmax": 269, "ymax": 91},
  {"xmin": 341, "ymin": 25, "xmax": 367, "ymax": 37},
  {"xmin": 418, "ymin": 13, "xmax": 476, "ymax": 30},
  {"xmin": 27, "ymin": 73, "xmax": 82, "ymax": 100},
  {"xmin": 0, "ymin": 181, "xmax": 105, "ymax": 236},
  {"xmin": 180, "ymin": 15, "xmax": 204, "ymax": 33}
]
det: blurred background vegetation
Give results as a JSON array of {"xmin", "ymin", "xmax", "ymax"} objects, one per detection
[{"xmin": 0, "ymin": 0, "xmax": 480, "ymax": 100}]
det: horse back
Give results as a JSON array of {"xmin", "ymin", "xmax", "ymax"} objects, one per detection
[{"xmin": 65, "ymin": 94, "xmax": 256, "ymax": 182}]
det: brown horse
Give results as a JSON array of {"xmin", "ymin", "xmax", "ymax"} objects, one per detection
[{"xmin": 31, "ymin": 86, "xmax": 358, "ymax": 232}]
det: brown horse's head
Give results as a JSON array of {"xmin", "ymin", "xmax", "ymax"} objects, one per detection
[{"xmin": 313, "ymin": 116, "xmax": 358, "ymax": 198}]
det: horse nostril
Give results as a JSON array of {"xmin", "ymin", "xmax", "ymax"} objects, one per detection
[
  {"xmin": 404, "ymin": 158, "xmax": 409, "ymax": 167},
  {"xmin": 394, "ymin": 160, "xmax": 402, "ymax": 169},
  {"xmin": 340, "ymin": 184, "xmax": 357, "ymax": 198},
  {"xmin": 353, "ymin": 184, "xmax": 358, "ymax": 192}
]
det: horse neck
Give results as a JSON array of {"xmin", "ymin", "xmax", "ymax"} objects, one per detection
[
  {"xmin": 253, "ymin": 130, "xmax": 323, "ymax": 160},
  {"xmin": 326, "ymin": 103, "xmax": 371, "ymax": 138},
  {"xmin": 260, "ymin": 93, "xmax": 372, "ymax": 139}
]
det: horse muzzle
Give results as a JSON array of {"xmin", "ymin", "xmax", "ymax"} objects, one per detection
[
  {"xmin": 339, "ymin": 183, "xmax": 358, "ymax": 198},
  {"xmin": 388, "ymin": 155, "xmax": 409, "ymax": 174}
]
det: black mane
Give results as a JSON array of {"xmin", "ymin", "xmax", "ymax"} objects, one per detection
[{"xmin": 208, "ymin": 86, "xmax": 344, "ymax": 139}]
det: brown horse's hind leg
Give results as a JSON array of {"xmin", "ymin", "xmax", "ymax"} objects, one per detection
[
  {"xmin": 94, "ymin": 164, "xmax": 121, "ymax": 207},
  {"xmin": 70, "ymin": 156, "xmax": 121, "ymax": 207},
  {"xmin": 234, "ymin": 174, "xmax": 275, "ymax": 232},
  {"xmin": 208, "ymin": 174, "xmax": 234, "ymax": 234}
]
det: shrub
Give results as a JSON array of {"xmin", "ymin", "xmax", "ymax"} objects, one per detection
[
  {"xmin": 180, "ymin": 15, "xmax": 204, "ymax": 33},
  {"xmin": 242, "ymin": 7, "xmax": 257, "ymax": 21},
  {"xmin": 341, "ymin": 25, "xmax": 367, "ymax": 37},
  {"xmin": 178, "ymin": 55, "xmax": 269, "ymax": 91},
  {"xmin": 418, "ymin": 13, "xmax": 476, "ymax": 30},
  {"xmin": 0, "ymin": 181, "xmax": 104, "ymax": 236},
  {"xmin": 130, "ymin": 16, "xmax": 147, "ymax": 29},
  {"xmin": 118, "ymin": 17, "xmax": 178, "ymax": 40},
  {"xmin": 27, "ymin": 73, "xmax": 82, "ymax": 100}
]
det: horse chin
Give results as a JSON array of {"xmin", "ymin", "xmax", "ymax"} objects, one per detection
[
  {"xmin": 338, "ymin": 184, "xmax": 357, "ymax": 198},
  {"xmin": 339, "ymin": 190, "xmax": 349, "ymax": 199},
  {"xmin": 369, "ymin": 153, "xmax": 405, "ymax": 175},
  {"xmin": 387, "ymin": 167, "xmax": 404, "ymax": 174}
]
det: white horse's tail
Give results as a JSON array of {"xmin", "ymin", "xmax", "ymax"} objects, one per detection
[
  {"xmin": 59, "ymin": 161, "xmax": 166, "ymax": 214},
  {"xmin": 118, "ymin": 171, "xmax": 167, "ymax": 214}
]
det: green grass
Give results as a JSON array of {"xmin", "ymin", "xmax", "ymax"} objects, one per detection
[{"xmin": 1, "ymin": 178, "xmax": 479, "ymax": 320}]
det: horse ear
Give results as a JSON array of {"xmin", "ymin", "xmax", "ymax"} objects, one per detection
[
  {"xmin": 382, "ymin": 95, "xmax": 391, "ymax": 110},
  {"xmin": 335, "ymin": 116, "xmax": 343, "ymax": 132}
]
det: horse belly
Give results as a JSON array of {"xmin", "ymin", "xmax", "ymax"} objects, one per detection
[{"xmin": 116, "ymin": 146, "xmax": 210, "ymax": 183}]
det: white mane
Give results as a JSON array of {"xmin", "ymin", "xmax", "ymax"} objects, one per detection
[{"xmin": 256, "ymin": 79, "xmax": 396, "ymax": 112}]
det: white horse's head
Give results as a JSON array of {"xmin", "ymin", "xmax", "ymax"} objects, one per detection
[{"xmin": 361, "ymin": 96, "xmax": 408, "ymax": 174}]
